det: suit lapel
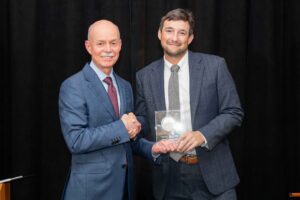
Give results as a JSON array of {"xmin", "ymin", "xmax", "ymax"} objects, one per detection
[
  {"xmin": 151, "ymin": 59, "xmax": 166, "ymax": 111},
  {"xmin": 189, "ymin": 51, "xmax": 205, "ymax": 125},
  {"xmin": 82, "ymin": 64, "xmax": 116, "ymax": 119}
]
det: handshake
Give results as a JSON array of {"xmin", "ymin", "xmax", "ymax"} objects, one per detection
[
  {"xmin": 121, "ymin": 112, "xmax": 141, "ymax": 139},
  {"xmin": 121, "ymin": 113, "xmax": 204, "ymax": 154}
]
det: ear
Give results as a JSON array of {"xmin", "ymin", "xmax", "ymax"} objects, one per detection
[
  {"xmin": 188, "ymin": 34, "xmax": 194, "ymax": 45},
  {"xmin": 157, "ymin": 29, "xmax": 162, "ymax": 41},
  {"xmin": 85, "ymin": 40, "xmax": 92, "ymax": 55}
]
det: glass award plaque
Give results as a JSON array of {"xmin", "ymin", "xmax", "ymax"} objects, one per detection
[{"xmin": 155, "ymin": 110, "xmax": 185, "ymax": 141}]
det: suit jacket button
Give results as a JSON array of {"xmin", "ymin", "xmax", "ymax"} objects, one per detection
[{"xmin": 122, "ymin": 164, "xmax": 127, "ymax": 169}]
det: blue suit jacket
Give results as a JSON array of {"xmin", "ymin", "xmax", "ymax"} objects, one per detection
[
  {"xmin": 59, "ymin": 63, "xmax": 154, "ymax": 200},
  {"xmin": 135, "ymin": 51, "xmax": 244, "ymax": 198}
]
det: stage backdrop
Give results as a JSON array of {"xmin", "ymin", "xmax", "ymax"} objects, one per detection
[{"xmin": 1, "ymin": 0, "xmax": 299, "ymax": 199}]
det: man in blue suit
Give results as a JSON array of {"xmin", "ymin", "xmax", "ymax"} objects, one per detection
[
  {"xmin": 135, "ymin": 9, "xmax": 244, "ymax": 199},
  {"xmin": 59, "ymin": 20, "xmax": 173, "ymax": 200}
]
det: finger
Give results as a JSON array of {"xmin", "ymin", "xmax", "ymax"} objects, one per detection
[
  {"xmin": 128, "ymin": 129, "xmax": 136, "ymax": 137},
  {"xmin": 163, "ymin": 140, "xmax": 176, "ymax": 151},
  {"xmin": 154, "ymin": 143, "xmax": 166, "ymax": 154},
  {"xmin": 177, "ymin": 136, "xmax": 188, "ymax": 152},
  {"xmin": 160, "ymin": 146, "xmax": 167, "ymax": 153},
  {"xmin": 134, "ymin": 129, "xmax": 140, "ymax": 136},
  {"xmin": 185, "ymin": 141, "xmax": 197, "ymax": 152},
  {"xmin": 177, "ymin": 133, "xmax": 189, "ymax": 144},
  {"xmin": 128, "ymin": 122, "xmax": 136, "ymax": 129},
  {"xmin": 133, "ymin": 122, "xmax": 141, "ymax": 129},
  {"xmin": 181, "ymin": 139, "xmax": 195, "ymax": 152},
  {"xmin": 177, "ymin": 143, "xmax": 184, "ymax": 152},
  {"xmin": 160, "ymin": 141, "xmax": 170, "ymax": 152},
  {"xmin": 131, "ymin": 118, "xmax": 137, "ymax": 124},
  {"xmin": 165, "ymin": 145, "xmax": 175, "ymax": 152},
  {"xmin": 128, "ymin": 113, "xmax": 136, "ymax": 119},
  {"xmin": 170, "ymin": 142, "xmax": 178, "ymax": 151}
]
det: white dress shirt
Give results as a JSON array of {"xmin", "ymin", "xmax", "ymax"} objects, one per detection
[{"xmin": 164, "ymin": 52, "xmax": 207, "ymax": 153}]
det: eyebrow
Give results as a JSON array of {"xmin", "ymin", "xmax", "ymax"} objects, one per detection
[{"xmin": 164, "ymin": 27, "xmax": 188, "ymax": 32}]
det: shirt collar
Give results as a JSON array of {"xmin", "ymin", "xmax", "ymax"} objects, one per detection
[
  {"xmin": 89, "ymin": 61, "xmax": 114, "ymax": 81},
  {"xmin": 163, "ymin": 51, "xmax": 189, "ymax": 70}
]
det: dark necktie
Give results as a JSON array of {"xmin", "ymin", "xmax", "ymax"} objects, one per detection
[
  {"xmin": 168, "ymin": 65, "xmax": 180, "ymax": 110},
  {"xmin": 103, "ymin": 77, "xmax": 119, "ymax": 118}
]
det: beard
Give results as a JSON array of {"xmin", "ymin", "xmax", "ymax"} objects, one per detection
[
  {"xmin": 162, "ymin": 40, "xmax": 188, "ymax": 58},
  {"xmin": 164, "ymin": 46, "xmax": 187, "ymax": 58}
]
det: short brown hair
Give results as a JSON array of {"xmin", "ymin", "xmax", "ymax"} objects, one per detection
[{"xmin": 159, "ymin": 8, "xmax": 194, "ymax": 35}]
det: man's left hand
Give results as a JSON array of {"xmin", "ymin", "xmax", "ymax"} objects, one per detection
[
  {"xmin": 176, "ymin": 131, "xmax": 205, "ymax": 153},
  {"xmin": 152, "ymin": 139, "xmax": 177, "ymax": 154}
]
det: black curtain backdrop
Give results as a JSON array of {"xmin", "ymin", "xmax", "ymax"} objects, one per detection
[{"xmin": 1, "ymin": 0, "xmax": 299, "ymax": 199}]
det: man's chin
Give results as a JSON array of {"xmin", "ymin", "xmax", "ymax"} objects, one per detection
[
  {"xmin": 165, "ymin": 49, "xmax": 186, "ymax": 58},
  {"xmin": 101, "ymin": 61, "xmax": 116, "ymax": 67}
]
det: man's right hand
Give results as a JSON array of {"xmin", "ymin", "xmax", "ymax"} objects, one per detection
[{"xmin": 121, "ymin": 113, "xmax": 141, "ymax": 139}]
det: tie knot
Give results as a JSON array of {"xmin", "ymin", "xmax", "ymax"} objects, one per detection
[
  {"xmin": 171, "ymin": 65, "xmax": 180, "ymax": 72},
  {"xmin": 103, "ymin": 77, "xmax": 113, "ymax": 85}
]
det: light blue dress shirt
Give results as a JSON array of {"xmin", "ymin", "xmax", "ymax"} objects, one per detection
[{"xmin": 89, "ymin": 61, "xmax": 121, "ymax": 113}]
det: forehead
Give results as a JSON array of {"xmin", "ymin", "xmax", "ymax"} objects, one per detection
[
  {"xmin": 90, "ymin": 24, "xmax": 120, "ymax": 41},
  {"xmin": 162, "ymin": 20, "xmax": 190, "ymax": 31}
]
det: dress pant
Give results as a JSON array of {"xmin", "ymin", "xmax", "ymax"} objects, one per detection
[
  {"xmin": 123, "ymin": 167, "xmax": 129, "ymax": 200},
  {"xmin": 164, "ymin": 157, "xmax": 237, "ymax": 200}
]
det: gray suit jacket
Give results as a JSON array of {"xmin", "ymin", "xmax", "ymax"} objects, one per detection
[
  {"xmin": 59, "ymin": 63, "xmax": 154, "ymax": 200},
  {"xmin": 135, "ymin": 51, "xmax": 244, "ymax": 198}
]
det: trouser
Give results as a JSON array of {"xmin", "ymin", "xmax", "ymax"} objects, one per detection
[{"xmin": 164, "ymin": 158, "xmax": 237, "ymax": 200}]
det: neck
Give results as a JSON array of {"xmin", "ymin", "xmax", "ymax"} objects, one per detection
[
  {"xmin": 102, "ymin": 69, "xmax": 112, "ymax": 76},
  {"xmin": 164, "ymin": 51, "xmax": 187, "ymax": 65},
  {"xmin": 98, "ymin": 67, "xmax": 113, "ymax": 76}
]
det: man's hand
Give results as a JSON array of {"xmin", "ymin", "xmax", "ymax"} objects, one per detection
[
  {"xmin": 121, "ymin": 113, "xmax": 141, "ymax": 139},
  {"xmin": 176, "ymin": 131, "xmax": 205, "ymax": 153},
  {"xmin": 152, "ymin": 139, "xmax": 177, "ymax": 154}
]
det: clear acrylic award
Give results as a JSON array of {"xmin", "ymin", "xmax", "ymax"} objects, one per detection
[{"xmin": 155, "ymin": 110, "xmax": 185, "ymax": 141}]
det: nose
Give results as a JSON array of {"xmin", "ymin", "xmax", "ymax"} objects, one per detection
[
  {"xmin": 171, "ymin": 32, "xmax": 178, "ymax": 42},
  {"xmin": 104, "ymin": 43, "xmax": 112, "ymax": 52}
]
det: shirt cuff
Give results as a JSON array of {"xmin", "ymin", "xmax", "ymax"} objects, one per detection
[{"xmin": 200, "ymin": 134, "xmax": 209, "ymax": 149}]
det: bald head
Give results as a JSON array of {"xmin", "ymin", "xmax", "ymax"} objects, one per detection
[
  {"xmin": 85, "ymin": 19, "xmax": 122, "ymax": 75},
  {"xmin": 87, "ymin": 20, "xmax": 120, "ymax": 41}
]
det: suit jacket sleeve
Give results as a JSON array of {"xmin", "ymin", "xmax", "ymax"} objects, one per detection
[
  {"xmin": 198, "ymin": 58, "xmax": 244, "ymax": 150},
  {"xmin": 59, "ymin": 79, "xmax": 130, "ymax": 154},
  {"xmin": 131, "ymin": 136, "xmax": 155, "ymax": 162},
  {"xmin": 135, "ymin": 72, "xmax": 151, "ymax": 136}
]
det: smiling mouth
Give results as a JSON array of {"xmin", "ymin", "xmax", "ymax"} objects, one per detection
[
  {"xmin": 101, "ymin": 52, "xmax": 114, "ymax": 58},
  {"xmin": 101, "ymin": 55, "xmax": 114, "ymax": 58},
  {"xmin": 167, "ymin": 42, "xmax": 181, "ymax": 46}
]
